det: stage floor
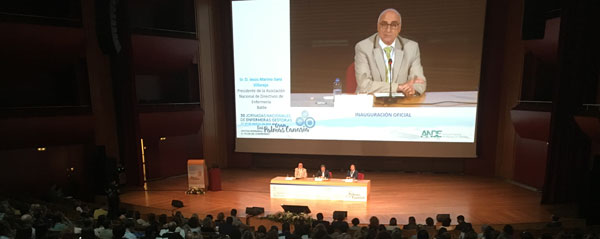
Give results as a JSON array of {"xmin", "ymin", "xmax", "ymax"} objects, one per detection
[{"xmin": 120, "ymin": 169, "xmax": 553, "ymax": 225}]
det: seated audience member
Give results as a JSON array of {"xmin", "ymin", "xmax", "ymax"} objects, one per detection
[
  {"xmin": 215, "ymin": 212, "xmax": 226, "ymax": 227},
  {"xmin": 417, "ymin": 230, "xmax": 430, "ymax": 239},
  {"xmin": 316, "ymin": 165, "xmax": 331, "ymax": 179},
  {"xmin": 218, "ymin": 217, "xmax": 235, "ymax": 236},
  {"xmin": 280, "ymin": 223, "xmax": 299, "ymax": 239},
  {"xmin": 312, "ymin": 224, "xmax": 329, "ymax": 239},
  {"xmin": 331, "ymin": 213, "xmax": 349, "ymax": 233},
  {"xmin": 439, "ymin": 217, "xmax": 452, "ymax": 230},
  {"xmin": 113, "ymin": 225, "xmax": 127, "ymax": 239},
  {"xmin": 123, "ymin": 219, "xmax": 138, "ymax": 239},
  {"xmin": 546, "ymin": 215, "xmax": 562, "ymax": 228},
  {"xmin": 391, "ymin": 228, "xmax": 403, "ymax": 239},
  {"xmin": 346, "ymin": 164, "xmax": 359, "ymax": 179},
  {"xmin": 201, "ymin": 217, "xmax": 216, "ymax": 233},
  {"xmin": 376, "ymin": 230, "xmax": 392, "ymax": 239},
  {"xmin": 497, "ymin": 225, "xmax": 513, "ymax": 239},
  {"xmin": 420, "ymin": 218, "xmax": 436, "ymax": 231},
  {"xmin": 463, "ymin": 231, "xmax": 478, "ymax": 239},
  {"xmin": 386, "ymin": 218, "xmax": 399, "ymax": 231},
  {"xmin": 80, "ymin": 228, "xmax": 96, "ymax": 239},
  {"xmin": 295, "ymin": 163, "xmax": 308, "ymax": 179},
  {"xmin": 135, "ymin": 211, "xmax": 150, "ymax": 227},
  {"xmin": 350, "ymin": 218, "xmax": 361, "ymax": 231},
  {"xmin": 187, "ymin": 216, "xmax": 201, "ymax": 233},
  {"xmin": 403, "ymin": 217, "xmax": 418, "ymax": 230},
  {"xmin": 144, "ymin": 226, "xmax": 158, "ymax": 239},
  {"xmin": 520, "ymin": 232, "xmax": 534, "ymax": 239},
  {"xmin": 158, "ymin": 214, "xmax": 169, "ymax": 229},
  {"xmin": 454, "ymin": 215, "xmax": 471, "ymax": 232},
  {"xmin": 293, "ymin": 221, "xmax": 309, "ymax": 236},
  {"xmin": 436, "ymin": 228, "xmax": 448, "ymax": 239},
  {"xmin": 312, "ymin": 213, "xmax": 330, "ymax": 228},
  {"xmin": 256, "ymin": 225, "xmax": 268, "ymax": 239},
  {"xmin": 95, "ymin": 215, "xmax": 113, "ymax": 239},
  {"xmin": 231, "ymin": 209, "xmax": 244, "ymax": 227},
  {"xmin": 369, "ymin": 216, "xmax": 380, "ymax": 230},
  {"xmin": 267, "ymin": 226, "xmax": 279, "ymax": 239}
]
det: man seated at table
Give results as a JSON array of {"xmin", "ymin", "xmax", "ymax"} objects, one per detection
[
  {"xmin": 294, "ymin": 162, "xmax": 307, "ymax": 179},
  {"xmin": 346, "ymin": 164, "xmax": 359, "ymax": 179},
  {"xmin": 316, "ymin": 164, "xmax": 330, "ymax": 179}
]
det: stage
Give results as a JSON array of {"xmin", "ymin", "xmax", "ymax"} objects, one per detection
[{"xmin": 120, "ymin": 169, "xmax": 555, "ymax": 226}]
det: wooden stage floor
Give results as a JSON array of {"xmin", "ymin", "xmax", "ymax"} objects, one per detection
[{"xmin": 120, "ymin": 169, "xmax": 553, "ymax": 225}]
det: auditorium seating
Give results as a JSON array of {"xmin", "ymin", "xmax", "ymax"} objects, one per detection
[{"xmin": 0, "ymin": 195, "xmax": 593, "ymax": 239}]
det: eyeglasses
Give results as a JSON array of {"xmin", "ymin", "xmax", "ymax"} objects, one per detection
[{"xmin": 379, "ymin": 22, "xmax": 400, "ymax": 30}]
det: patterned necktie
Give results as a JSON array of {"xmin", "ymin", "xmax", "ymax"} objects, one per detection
[{"xmin": 384, "ymin": 46, "xmax": 393, "ymax": 82}]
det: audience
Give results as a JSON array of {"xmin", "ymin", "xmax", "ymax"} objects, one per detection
[
  {"xmin": 0, "ymin": 196, "xmax": 594, "ymax": 239},
  {"xmin": 403, "ymin": 217, "xmax": 418, "ymax": 230}
]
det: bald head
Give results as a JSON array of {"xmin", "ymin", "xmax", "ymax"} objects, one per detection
[{"xmin": 377, "ymin": 8, "xmax": 402, "ymax": 45}]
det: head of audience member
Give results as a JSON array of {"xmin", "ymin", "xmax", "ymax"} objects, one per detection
[
  {"xmin": 464, "ymin": 231, "xmax": 478, "ymax": 239},
  {"xmin": 389, "ymin": 217, "xmax": 397, "ymax": 226},
  {"xmin": 391, "ymin": 228, "xmax": 403, "ymax": 239},
  {"xmin": 188, "ymin": 216, "xmax": 200, "ymax": 229},
  {"xmin": 441, "ymin": 217, "xmax": 451, "ymax": 227},
  {"xmin": 417, "ymin": 230, "xmax": 430, "ymax": 239},
  {"xmin": 134, "ymin": 211, "xmax": 141, "ymax": 220},
  {"xmin": 231, "ymin": 209, "xmax": 238, "ymax": 217},
  {"xmin": 242, "ymin": 230, "xmax": 255, "ymax": 239},
  {"xmin": 226, "ymin": 217, "xmax": 234, "ymax": 225},
  {"xmin": 352, "ymin": 218, "xmax": 360, "ymax": 226},
  {"xmin": 408, "ymin": 216, "xmax": 416, "ymax": 225},
  {"xmin": 202, "ymin": 217, "xmax": 214, "ymax": 229},
  {"xmin": 217, "ymin": 212, "xmax": 225, "ymax": 222},
  {"xmin": 313, "ymin": 224, "xmax": 329, "ymax": 239},
  {"xmin": 124, "ymin": 219, "xmax": 136, "ymax": 231},
  {"xmin": 159, "ymin": 214, "xmax": 168, "ymax": 226},
  {"xmin": 378, "ymin": 225, "xmax": 387, "ymax": 232},
  {"xmin": 206, "ymin": 214, "xmax": 213, "ymax": 220},
  {"xmin": 369, "ymin": 216, "xmax": 380, "ymax": 229},
  {"xmin": 376, "ymin": 230, "xmax": 392, "ymax": 239},
  {"xmin": 148, "ymin": 213, "xmax": 157, "ymax": 224},
  {"xmin": 298, "ymin": 163, "xmax": 304, "ymax": 169},
  {"xmin": 437, "ymin": 228, "xmax": 448, "ymax": 236},
  {"xmin": 521, "ymin": 232, "xmax": 534, "ymax": 239},
  {"xmin": 457, "ymin": 215, "xmax": 465, "ymax": 223},
  {"xmin": 258, "ymin": 225, "xmax": 267, "ymax": 234},
  {"xmin": 317, "ymin": 213, "xmax": 324, "ymax": 221},
  {"xmin": 439, "ymin": 232, "xmax": 451, "ymax": 239},
  {"xmin": 377, "ymin": 8, "xmax": 402, "ymax": 45},
  {"xmin": 350, "ymin": 164, "xmax": 356, "ymax": 171},
  {"xmin": 266, "ymin": 229, "xmax": 279, "ymax": 239},
  {"xmin": 426, "ymin": 217, "xmax": 434, "ymax": 227}
]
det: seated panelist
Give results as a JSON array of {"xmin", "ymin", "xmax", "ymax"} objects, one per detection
[
  {"xmin": 316, "ymin": 164, "xmax": 330, "ymax": 179},
  {"xmin": 346, "ymin": 164, "xmax": 359, "ymax": 179},
  {"xmin": 294, "ymin": 162, "xmax": 307, "ymax": 179}
]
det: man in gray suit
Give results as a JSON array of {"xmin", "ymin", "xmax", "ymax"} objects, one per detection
[{"xmin": 354, "ymin": 8, "xmax": 426, "ymax": 96}]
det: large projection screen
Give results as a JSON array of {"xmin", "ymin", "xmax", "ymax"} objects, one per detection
[{"xmin": 232, "ymin": 0, "xmax": 486, "ymax": 158}]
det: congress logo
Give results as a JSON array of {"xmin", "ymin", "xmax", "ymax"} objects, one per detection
[
  {"xmin": 421, "ymin": 129, "xmax": 442, "ymax": 138},
  {"xmin": 295, "ymin": 110, "xmax": 316, "ymax": 128}
]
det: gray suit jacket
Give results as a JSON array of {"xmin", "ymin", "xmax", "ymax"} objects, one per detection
[{"xmin": 354, "ymin": 34, "xmax": 426, "ymax": 94}]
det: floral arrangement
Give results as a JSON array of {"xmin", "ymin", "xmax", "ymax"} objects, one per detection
[
  {"xmin": 186, "ymin": 187, "xmax": 205, "ymax": 195},
  {"xmin": 262, "ymin": 211, "xmax": 313, "ymax": 225}
]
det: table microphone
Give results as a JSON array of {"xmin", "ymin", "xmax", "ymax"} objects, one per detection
[{"xmin": 388, "ymin": 58, "xmax": 393, "ymax": 98}]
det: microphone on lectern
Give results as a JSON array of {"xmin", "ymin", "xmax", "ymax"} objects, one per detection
[{"xmin": 388, "ymin": 58, "xmax": 393, "ymax": 98}]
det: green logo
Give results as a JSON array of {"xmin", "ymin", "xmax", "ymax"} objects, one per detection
[{"xmin": 421, "ymin": 130, "xmax": 442, "ymax": 138}]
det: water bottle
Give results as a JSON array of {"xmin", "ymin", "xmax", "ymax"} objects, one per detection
[{"xmin": 333, "ymin": 78, "xmax": 342, "ymax": 95}]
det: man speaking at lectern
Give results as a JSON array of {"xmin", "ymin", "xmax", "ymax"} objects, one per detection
[{"xmin": 354, "ymin": 8, "xmax": 426, "ymax": 96}]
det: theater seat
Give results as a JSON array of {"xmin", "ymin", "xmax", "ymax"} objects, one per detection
[{"xmin": 358, "ymin": 173, "xmax": 365, "ymax": 180}]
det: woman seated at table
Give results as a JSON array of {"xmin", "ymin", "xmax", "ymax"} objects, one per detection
[{"xmin": 294, "ymin": 162, "xmax": 307, "ymax": 179}]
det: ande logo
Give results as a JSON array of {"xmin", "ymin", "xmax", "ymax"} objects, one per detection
[
  {"xmin": 421, "ymin": 130, "xmax": 442, "ymax": 138},
  {"xmin": 295, "ymin": 110, "xmax": 316, "ymax": 128}
]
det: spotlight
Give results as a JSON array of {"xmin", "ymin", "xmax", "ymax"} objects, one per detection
[{"xmin": 37, "ymin": 147, "xmax": 46, "ymax": 152}]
